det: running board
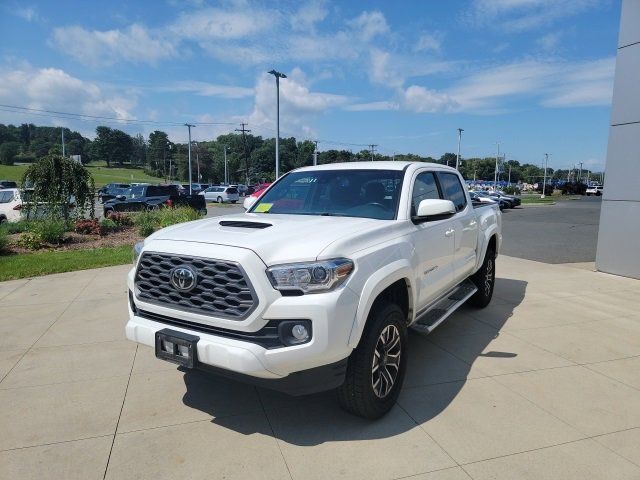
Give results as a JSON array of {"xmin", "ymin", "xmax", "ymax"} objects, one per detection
[{"xmin": 410, "ymin": 279, "xmax": 478, "ymax": 335}]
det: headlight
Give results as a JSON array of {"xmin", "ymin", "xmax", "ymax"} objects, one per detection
[
  {"xmin": 132, "ymin": 241, "xmax": 144, "ymax": 265},
  {"xmin": 266, "ymin": 258, "xmax": 354, "ymax": 293}
]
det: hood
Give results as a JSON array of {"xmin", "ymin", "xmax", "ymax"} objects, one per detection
[{"xmin": 149, "ymin": 213, "xmax": 383, "ymax": 265}]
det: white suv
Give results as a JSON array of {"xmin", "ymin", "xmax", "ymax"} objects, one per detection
[
  {"xmin": 200, "ymin": 186, "xmax": 240, "ymax": 203},
  {"xmin": 0, "ymin": 188, "xmax": 24, "ymax": 223}
]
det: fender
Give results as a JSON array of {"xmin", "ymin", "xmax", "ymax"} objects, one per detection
[
  {"xmin": 475, "ymin": 225, "xmax": 500, "ymax": 271},
  {"xmin": 347, "ymin": 259, "xmax": 415, "ymax": 348}
]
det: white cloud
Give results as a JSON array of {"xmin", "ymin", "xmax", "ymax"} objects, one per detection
[
  {"xmin": 344, "ymin": 101, "xmax": 399, "ymax": 112},
  {"xmin": 247, "ymin": 68, "xmax": 350, "ymax": 137},
  {"xmin": 51, "ymin": 24, "xmax": 178, "ymax": 67},
  {"xmin": 368, "ymin": 48, "xmax": 456, "ymax": 88},
  {"xmin": 171, "ymin": 7, "xmax": 276, "ymax": 40},
  {"xmin": 14, "ymin": 6, "xmax": 39, "ymax": 22},
  {"xmin": 401, "ymin": 86, "xmax": 458, "ymax": 113},
  {"xmin": 0, "ymin": 65, "xmax": 137, "ymax": 135},
  {"xmin": 159, "ymin": 81, "xmax": 254, "ymax": 99},
  {"xmin": 447, "ymin": 57, "xmax": 615, "ymax": 111},
  {"xmin": 415, "ymin": 33, "xmax": 443, "ymax": 53},
  {"xmin": 348, "ymin": 11, "xmax": 389, "ymax": 40},
  {"xmin": 290, "ymin": 0, "xmax": 328, "ymax": 31},
  {"xmin": 537, "ymin": 32, "xmax": 562, "ymax": 51},
  {"xmin": 466, "ymin": 0, "xmax": 601, "ymax": 32}
]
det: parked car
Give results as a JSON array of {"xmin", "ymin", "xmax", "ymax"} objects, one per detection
[
  {"xmin": 242, "ymin": 183, "xmax": 272, "ymax": 209},
  {"xmin": 586, "ymin": 185, "xmax": 603, "ymax": 196},
  {"xmin": 103, "ymin": 184, "xmax": 207, "ymax": 217},
  {"xmin": 98, "ymin": 183, "xmax": 131, "ymax": 203},
  {"xmin": 236, "ymin": 184, "xmax": 248, "ymax": 196},
  {"xmin": 473, "ymin": 191, "xmax": 510, "ymax": 210},
  {"xmin": 126, "ymin": 162, "xmax": 501, "ymax": 419},
  {"xmin": 200, "ymin": 185, "xmax": 239, "ymax": 203},
  {"xmin": 0, "ymin": 188, "xmax": 23, "ymax": 223},
  {"xmin": 491, "ymin": 191, "xmax": 521, "ymax": 207},
  {"xmin": 0, "ymin": 180, "xmax": 18, "ymax": 189},
  {"xmin": 469, "ymin": 191, "xmax": 504, "ymax": 210}
]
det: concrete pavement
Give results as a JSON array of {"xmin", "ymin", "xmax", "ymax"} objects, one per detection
[{"xmin": 1, "ymin": 256, "xmax": 640, "ymax": 479}]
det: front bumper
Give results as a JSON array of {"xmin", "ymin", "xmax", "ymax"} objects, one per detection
[{"xmin": 126, "ymin": 242, "xmax": 359, "ymax": 388}]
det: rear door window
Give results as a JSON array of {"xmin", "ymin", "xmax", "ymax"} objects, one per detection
[
  {"xmin": 0, "ymin": 191, "xmax": 13, "ymax": 203},
  {"xmin": 226, "ymin": 187, "xmax": 238, "ymax": 194},
  {"xmin": 438, "ymin": 172, "xmax": 467, "ymax": 212}
]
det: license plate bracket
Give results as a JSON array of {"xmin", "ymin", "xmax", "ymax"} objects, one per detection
[{"xmin": 155, "ymin": 329, "xmax": 200, "ymax": 368}]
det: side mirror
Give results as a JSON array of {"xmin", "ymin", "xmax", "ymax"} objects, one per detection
[
  {"xmin": 244, "ymin": 196, "xmax": 258, "ymax": 210},
  {"xmin": 413, "ymin": 199, "xmax": 456, "ymax": 223}
]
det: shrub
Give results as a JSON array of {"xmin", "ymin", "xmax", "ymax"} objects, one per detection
[
  {"xmin": 16, "ymin": 231, "xmax": 43, "ymax": 250},
  {"xmin": 503, "ymin": 185, "xmax": 521, "ymax": 195},
  {"xmin": 0, "ymin": 219, "xmax": 31, "ymax": 235},
  {"xmin": 31, "ymin": 219, "xmax": 68, "ymax": 245},
  {"xmin": 132, "ymin": 207, "xmax": 200, "ymax": 237},
  {"xmin": 108, "ymin": 212, "xmax": 133, "ymax": 227},
  {"xmin": 99, "ymin": 218, "xmax": 119, "ymax": 235},
  {"xmin": 0, "ymin": 229, "xmax": 8, "ymax": 253},
  {"xmin": 75, "ymin": 219, "xmax": 101, "ymax": 235}
]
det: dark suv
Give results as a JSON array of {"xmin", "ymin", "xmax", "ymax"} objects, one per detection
[
  {"xmin": 98, "ymin": 183, "xmax": 131, "ymax": 203},
  {"xmin": 103, "ymin": 185, "xmax": 207, "ymax": 217}
]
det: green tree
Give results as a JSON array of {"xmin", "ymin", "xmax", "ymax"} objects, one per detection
[
  {"xmin": 22, "ymin": 154, "xmax": 95, "ymax": 220},
  {"xmin": 147, "ymin": 130, "xmax": 171, "ymax": 177},
  {"xmin": 93, "ymin": 126, "xmax": 133, "ymax": 167},
  {"xmin": 0, "ymin": 141, "xmax": 20, "ymax": 165}
]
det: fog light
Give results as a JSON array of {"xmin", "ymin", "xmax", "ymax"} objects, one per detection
[
  {"xmin": 277, "ymin": 320, "xmax": 312, "ymax": 347},
  {"xmin": 291, "ymin": 324, "xmax": 309, "ymax": 341},
  {"xmin": 177, "ymin": 344, "xmax": 189, "ymax": 357},
  {"xmin": 162, "ymin": 340, "xmax": 174, "ymax": 353}
]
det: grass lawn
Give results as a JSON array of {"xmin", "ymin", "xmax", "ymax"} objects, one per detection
[
  {"xmin": 0, "ymin": 163, "xmax": 163, "ymax": 188},
  {"xmin": 0, "ymin": 245, "xmax": 132, "ymax": 281},
  {"xmin": 520, "ymin": 195, "xmax": 557, "ymax": 204}
]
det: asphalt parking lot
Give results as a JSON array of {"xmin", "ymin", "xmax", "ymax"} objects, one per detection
[
  {"xmin": 1, "ymin": 255, "xmax": 640, "ymax": 479},
  {"xmin": 501, "ymin": 197, "xmax": 601, "ymax": 264}
]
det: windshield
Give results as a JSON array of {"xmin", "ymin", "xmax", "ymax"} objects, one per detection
[{"xmin": 249, "ymin": 169, "xmax": 404, "ymax": 220}]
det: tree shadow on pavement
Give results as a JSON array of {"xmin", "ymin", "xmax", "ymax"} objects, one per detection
[{"xmin": 181, "ymin": 278, "xmax": 528, "ymax": 446}]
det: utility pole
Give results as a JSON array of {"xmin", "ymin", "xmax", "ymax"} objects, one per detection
[
  {"xmin": 541, "ymin": 153, "xmax": 549, "ymax": 198},
  {"xmin": 508, "ymin": 164, "xmax": 512, "ymax": 185},
  {"xmin": 368, "ymin": 144, "xmax": 377, "ymax": 161},
  {"xmin": 223, "ymin": 146, "xmax": 228, "ymax": 185},
  {"xmin": 61, "ymin": 128, "xmax": 65, "ymax": 157},
  {"xmin": 494, "ymin": 142, "xmax": 500, "ymax": 189},
  {"xmin": 268, "ymin": 70, "xmax": 287, "ymax": 179},
  {"xmin": 456, "ymin": 128, "xmax": 464, "ymax": 170},
  {"xmin": 313, "ymin": 141, "xmax": 318, "ymax": 166},
  {"xmin": 185, "ymin": 124, "xmax": 195, "ymax": 194},
  {"xmin": 235, "ymin": 123, "xmax": 251, "ymax": 185},
  {"xmin": 193, "ymin": 142, "xmax": 200, "ymax": 183},
  {"xmin": 578, "ymin": 162, "xmax": 583, "ymax": 183}
]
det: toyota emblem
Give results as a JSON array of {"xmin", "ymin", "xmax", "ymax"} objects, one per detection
[{"xmin": 170, "ymin": 266, "xmax": 197, "ymax": 291}]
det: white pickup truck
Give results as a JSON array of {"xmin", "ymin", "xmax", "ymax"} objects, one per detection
[{"xmin": 126, "ymin": 162, "xmax": 501, "ymax": 418}]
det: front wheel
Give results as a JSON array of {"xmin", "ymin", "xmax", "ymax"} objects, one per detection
[
  {"xmin": 337, "ymin": 301, "xmax": 407, "ymax": 419},
  {"xmin": 468, "ymin": 247, "xmax": 495, "ymax": 308}
]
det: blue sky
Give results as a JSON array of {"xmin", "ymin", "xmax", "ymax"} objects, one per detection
[{"xmin": 0, "ymin": 0, "xmax": 620, "ymax": 171}]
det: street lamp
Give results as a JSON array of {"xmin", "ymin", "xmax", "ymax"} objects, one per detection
[
  {"xmin": 455, "ymin": 128, "xmax": 464, "ymax": 170},
  {"xmin": 185, "ymin": 124, "xmax": 195, "ymax": 194},
  {"xmin": 223, "ymin": 145, "xmax": 228, "ymax": 185},
  {"xmin": 268, "ymin": 69, "xmax": 287, "ymax": 180},
  {"xmin": 494, "ymin": 141, "xmax": 500, "ymax": 189},
  {"xmin": 541, "ymin": 153, "xmax": 550, "ymax": 199}
]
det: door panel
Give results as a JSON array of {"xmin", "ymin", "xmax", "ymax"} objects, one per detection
[
  {"xmin": 409, "ymin": 171, "xmax": 455, "ymax": 311},
  {"xmin": 437, "ymin": 173, "xmax": 479, "ymax": 282}
]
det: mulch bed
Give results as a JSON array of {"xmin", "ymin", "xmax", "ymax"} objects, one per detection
[{"xmin": 6, "ymin": 227, "xmax": 143, "ymax": 254}]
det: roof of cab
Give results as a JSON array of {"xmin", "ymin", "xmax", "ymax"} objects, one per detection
[{"xmin": 294, "ymin": 161, "xmax": 456, "ymax": 172}]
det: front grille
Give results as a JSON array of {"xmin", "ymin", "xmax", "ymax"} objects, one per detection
[{"xmin": 135, "ymin": 252, "xmax": 257, "ymax": 319}]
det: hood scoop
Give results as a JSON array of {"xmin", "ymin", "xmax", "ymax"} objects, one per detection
[{"xmin": 219, "ymin": 220, "xmax": 272, "ymax": 229}]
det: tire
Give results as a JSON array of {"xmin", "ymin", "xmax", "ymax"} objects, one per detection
[
  {"xmin": 0, "ymin": 215, "xmax": 6, "ymax": 224},
  {"xmin": 217, "ymin": 196, "xmax": 223, "ymax": 204},
  {"xmin": 586, "ymin": 193, "xmax": 591, "ymax": 196},
  {"xmin": 231, "ymin": 200, "xmax": 237, "ymax": 204},
  {"xmin": 104, "ymin": 209, "xmax": 114, "ymax": 218},
  {"xmin": 468, "ymin": 247, "xmax": 496, "ymax": 308},
  {"xmin": 337, "ymin": 300, "xmax": 407, "ymax": 419}
]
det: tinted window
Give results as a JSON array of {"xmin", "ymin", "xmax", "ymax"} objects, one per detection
[
  {"xmin": 0, "ymin": 191, "xmax": 14, "ymax": 203},
  {"xmin": 438, "ymin": 173, "xmax": 467, "ymax": 212},
  {"xmin": 251, "ymin": 169, "xmax": 404, "ymax": 220},
  {"xmin": 130, "ymin": 186, "xmax": 145, "ymax": 198},
  {"xmin": 146, "ymin": 186, "xmax": 176, "ymax": 196},
  {"xmin": 411, "ymin": 172, "xmax": 441, "ymax": 215},
  {"xmin": 226, "ymin": 188, "xmax": 238, "ymax": 194}
]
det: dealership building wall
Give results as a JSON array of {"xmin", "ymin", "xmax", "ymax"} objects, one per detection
[{"xmin": 595, "ymin": 0, "xmax": 640, "ymax": 279}]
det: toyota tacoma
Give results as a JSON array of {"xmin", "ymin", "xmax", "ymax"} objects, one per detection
[{"xmin": 126, "ymin": 162, "xmax": 501, "ymax": 418}]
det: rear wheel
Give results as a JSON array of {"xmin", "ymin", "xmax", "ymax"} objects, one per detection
[
  {"xmin": 337, "ymin": 300, "xmax": 407, "ymax": 419},
  {"xmin": 217, "ymin": 196, "xmax": 223, "ymax": 203},
  {"xmin": 468, "ymin": 247, "xmax": 495, "ymax": 308}
]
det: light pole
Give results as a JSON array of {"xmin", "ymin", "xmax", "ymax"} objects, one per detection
[
  {"xmin": 455, "ymin": 128, "xmax": 464, "ymax": 170},
  {"xmin": 61, "ymin": 128, "xmax": 66, "ymax": 157},
  {"xmin": 223, "ymin": 146, "xmax": 228, "ymax": 185},
  {"xmin": 313, "ymin": 141, "xmax": 318, "ymax": 166},
  {"xmin": 193, "ymin": 141, "xmax": 200, "ymax": 183},
  {"xmin": 494, "ymin": 142, "xmax": 500, "ymax": 189},
  {"xmin": 268, "ymin": 70, "xmax": 287, "ymax": 180},
  {"xmin": 185, "ymin": 123, "xmax": 195, "ymax": 194},
  {"xmin": 541, "ymin": 153, "xmax": 549, "ymax": 199}
]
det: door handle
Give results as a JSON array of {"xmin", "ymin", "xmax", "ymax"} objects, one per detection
[{"xmin": 445, "ymin": 228, "xmax": 455, "ymax": 237}]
